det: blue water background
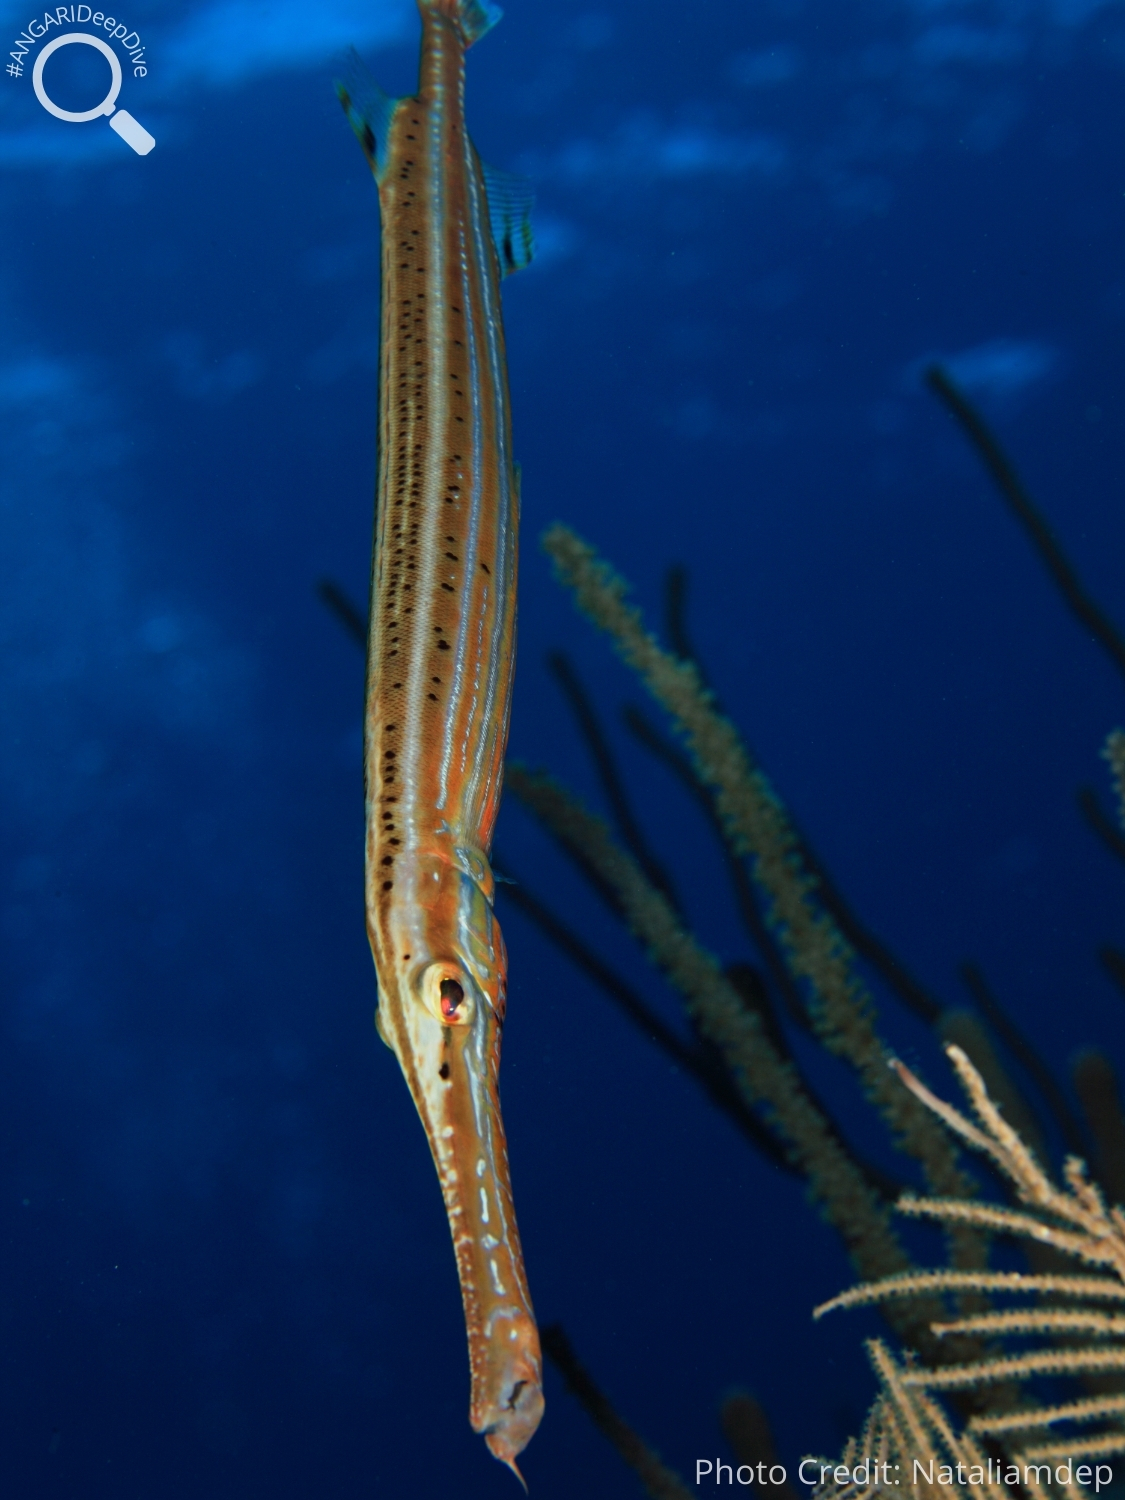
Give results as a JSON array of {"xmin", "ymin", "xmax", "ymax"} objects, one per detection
[{"xmin": 2, "ymin": 0, "xmax": 1124, "ymax": 1494}]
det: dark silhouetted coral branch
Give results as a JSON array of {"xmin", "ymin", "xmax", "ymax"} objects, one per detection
[
  {"xmin": 663, "ymin": 564, "xmax": 705, "ymax": 683},
  {"xmin": 925, "ymin": 364, "xmax": 1125, "ymax": 685},
  {"xmin": 1078, "ymin": 785, "xmax": 1125, "ymax": 866},
  {"xmin": 719, "ymin": 1393, "xmax": 800, "ymax": 1500},
  {"xmin": 541, "ymin": 1324, "xmax": 695, "ymax": 1500},
  {"xmin": 547, "ymin": 650, "xmax": 681, "ymax": 912},
  {"xmin": 1072, "ymin": 1050, "xmax": 1125, "ymax": 1209},
  {"xmin": 494, "ymin": 860, "xmax": 797, "ymax": 1171},
  {"xmin": 316, "ymin": 577, "xmax": 368, "ymax": 647},
  {"xmin": 937, "ymin": 1009, "xmax": 1048, "ymax": 1168},
  {"xmin": 626, "ymin": 701, "xmax": 945, "ymax": 1030},
  {"xmin": 958, "ymin": 961, "xmax": 1087, "ymax": 1158},
  {"xmin": 622, "ymin": 703, "xmax": 811, "ymax": 1029},
  {"xmin": 1099, "ymin": 945, "xmax": 1125, "ymax": 1003},
  {"xmin": 506, "ymin": 762, "xmax": 935, "ymax": 1333}
]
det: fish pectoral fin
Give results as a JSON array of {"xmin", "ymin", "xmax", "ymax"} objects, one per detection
[
  {"xmin": 335, "ymin": 48, "xmax": 401, "ymax": 183},
  {"xmin": 482, "ymin": 164, "xmax": 535, "ymax": 277}
]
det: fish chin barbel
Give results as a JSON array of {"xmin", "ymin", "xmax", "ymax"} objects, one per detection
[{"xmin": 337, "ymin": 0, "xmax": 541, "ymax": 1478}]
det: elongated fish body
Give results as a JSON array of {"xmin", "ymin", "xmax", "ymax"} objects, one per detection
[{"xmin": 338, "ymin": 0, "xmax": 541, "ymax": 1475}]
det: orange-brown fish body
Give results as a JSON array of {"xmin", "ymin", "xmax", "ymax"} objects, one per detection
[{"xmin": 338, "ymin": 0, "xmax": 541, "ymax": 1476}]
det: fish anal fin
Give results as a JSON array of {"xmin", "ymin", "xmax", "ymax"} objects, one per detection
[
  {"xmin": 336, "ymin": 48, "xmax": 401, "ymax": 183},
  {"xmin": 482, "ymin": 164, "xmax": 534, "ymax": 277}
]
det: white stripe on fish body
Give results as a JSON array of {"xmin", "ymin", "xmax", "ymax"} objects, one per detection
[
  {"xmin": 438, "ymin": 223, "xmax": 484, "ymax": 814},
  {"xmin": 458, "ymin": 158, "xmax": 512, "ymax": 832}
]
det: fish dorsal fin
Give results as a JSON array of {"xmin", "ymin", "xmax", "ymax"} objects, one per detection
[
  {"xmin": 481, "ymin": 164, "xmax": 534, "ymax": 276},
  {"xmin": 336, "ymin": 48, "xmax": 401, "ymax": 183}
]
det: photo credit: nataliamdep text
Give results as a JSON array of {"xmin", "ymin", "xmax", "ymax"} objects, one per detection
[{"xmin": 692, "ymin": 1458, "xmax": 1116, "ymax": 1491}]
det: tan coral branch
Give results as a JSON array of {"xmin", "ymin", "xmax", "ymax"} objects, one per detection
[
  {"xmin": 814, "ymin": 1270, "xmax": 1125, "ymax": 1320},
  {"xmin": 968, "ymin": 1393, "xmax": 1125, "ymax": 1435},
  {"xmin": 1017, "ymin": 1434, "xmax": 1125, "ymax": 1464},
  {"xmin": 930, "ymin": 1308, "xmax": 1125, "ymax": 1339}
]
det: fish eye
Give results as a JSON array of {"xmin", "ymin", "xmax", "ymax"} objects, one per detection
[
  {"xmin": 439, "ymin": 977, "xmax": 464, "ymax": 1019},
  {"xmin": 420, "ymin": 964, "xmax": 473, "ymax": 1026}
]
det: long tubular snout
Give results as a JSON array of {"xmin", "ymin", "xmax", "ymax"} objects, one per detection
[{"xmin": 386, "ymin": 952, "xmax": 543, "ymax": 1473}]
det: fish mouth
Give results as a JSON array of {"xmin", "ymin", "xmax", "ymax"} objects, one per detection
[{"xmin": 482, "ymin": 1368, "xmax": 546, "ymax": 1484}]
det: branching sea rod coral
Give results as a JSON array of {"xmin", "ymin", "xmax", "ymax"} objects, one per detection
[
  {"xmin": 513, "ymin": 542, "xmax": 1125, "ymax": 1491},
  {"xmin": 539, "ymin": 523, "xmax": 982, "ymax": 1247},
  {"xmin": 488, "ymin": 372, "xmax": 1125, "ymax": 1499},
  {"xmin": 505, "ymin": 763, "xmax": 914, "ymax": 1297},
  {"xmin": 812, "ymin": 1046, "xmax": 1125, "ymax": 1500}
]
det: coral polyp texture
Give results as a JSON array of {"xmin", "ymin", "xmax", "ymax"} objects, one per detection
[{"xmin": 812, "ymin": 1045, "xmax": 1125, "ymax": 1500}]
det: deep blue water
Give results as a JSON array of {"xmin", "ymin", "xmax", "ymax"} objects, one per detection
[{"xmin": 2, "ymin": 0, "xmax": 1125, "ymax": 1495}]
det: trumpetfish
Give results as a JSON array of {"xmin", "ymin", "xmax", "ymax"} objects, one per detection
[{"xmin": 337, "ymin": 0, "xmax": 541, "ymax": 1477}]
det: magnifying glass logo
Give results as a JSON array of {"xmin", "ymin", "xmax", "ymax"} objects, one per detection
[{"xmin": 32, "ymin": 33, "xmax": 155, "ymax": 155}]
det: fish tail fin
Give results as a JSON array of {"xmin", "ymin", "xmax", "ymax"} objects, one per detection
[
  {"xmin": 335, "ymin": 48, "xmax": 400, "ymax": 181},
  {"xmin": 420, "ymin": 0, "xmax": 503, "ymax": 47}
]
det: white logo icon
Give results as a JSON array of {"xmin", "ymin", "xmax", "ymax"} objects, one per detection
[{"xmin": 32, "ymin": 32, "xmax": 154, "ymax": 154}]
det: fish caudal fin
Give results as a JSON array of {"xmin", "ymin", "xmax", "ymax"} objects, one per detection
[
  {"xmin": 421, "ymin": 0, "xmax": 503, "ymax": 48},
  {"xmin": 336, "ymin": 48, "xmax": 400, "ymax": 181},
  {"xmin": 482, "ymin": 164, "xmax": 534, "ymax": 276}
]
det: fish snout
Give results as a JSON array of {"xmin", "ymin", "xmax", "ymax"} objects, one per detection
[{"xmin": 478, "ymin": 1324, "xmax": 545, "ymax": 1480}]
